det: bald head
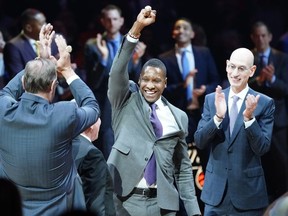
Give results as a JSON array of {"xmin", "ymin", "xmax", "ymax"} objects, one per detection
[{"xmin": 230, "ymin": 48, "xmax": 254, "ymax": 68}]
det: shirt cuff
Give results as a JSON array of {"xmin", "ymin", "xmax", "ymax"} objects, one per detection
[
  {"xmin": 244, "ymin": 117, "xmax": 255, "ymax": 128},
  {"xmin": 126, "ymin": 34, "xmax": 139, "ymax": 43},
  {"xmin": 66, "ymin": 75, "xmax": 80, "ymax": 85},
  {"xmin": 213, "ymin": 116, "xmax": 222, "ymax": 128}
]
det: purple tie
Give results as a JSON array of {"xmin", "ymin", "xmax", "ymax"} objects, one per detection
[
  {"xmin": 144, "ymin": 103, "xmax": 163, "ymax": 186},
  {"xmin": 230, "ymin": 95, "xmax": 239, "ymax": 135}
]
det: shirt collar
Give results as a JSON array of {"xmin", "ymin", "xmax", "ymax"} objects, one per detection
[
  {"xmin": 108, "ymin": 32, "xmax": 122, "ymax": 43},
  {"xmin": 258, "ymin": 47, "xmax": 271, "ymax": 58},
  {"xmin": 80, "ymin": 133, "xmax": 91, "ymax": 142},
  {"xmin": 151, "ymin": 98, "xmax": 165, "ymax": 110},
  {"xmin": 229, "ymin": 85, "xmax": 249, "ymax": 101},
  {"xmin": 176, "ymin": 44, "xmax": 192, "ymax": 54}
]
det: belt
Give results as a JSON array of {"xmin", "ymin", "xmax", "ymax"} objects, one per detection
[{"xmin": 132, "ymin": 187, "xmax": 157, "ymax": 198}]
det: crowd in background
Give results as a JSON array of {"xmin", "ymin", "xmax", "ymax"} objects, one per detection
[
  {"xmin": 1, "ymin": 0, "xmax": 288, "ymax": 215},
  {"xmin": 1, "ymin": 0, "xmax": 288, "ymax": 83}
]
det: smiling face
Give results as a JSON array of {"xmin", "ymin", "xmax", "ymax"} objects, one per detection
[
  {"xmin": 172, "ymin": 19, "xmax": 195, "ymax": 48},
  {"xmin": 226, "ymin": 48, "xmax": 256, "ymax": 93},
  {"xmin": 138, "ymin": 66, "xmax": 167, "ymax": 103}
]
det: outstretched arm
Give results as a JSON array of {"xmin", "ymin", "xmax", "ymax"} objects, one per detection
[{"xmin": 108, "ymin": 6, "xmax": 157, "ymax": 109}]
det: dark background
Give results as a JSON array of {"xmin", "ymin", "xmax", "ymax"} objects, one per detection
[{"xmin": 1, "ymin": 0, "xmax": 288, "ymax": 83}]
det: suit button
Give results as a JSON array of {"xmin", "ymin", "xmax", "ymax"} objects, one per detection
[
  {"xmin": 145, "ymin": 157, "xmax": 149, "ymax": 161},
  {"xmin": 228, "ymin": 149, "xmax": 232, "ymax": 153}
]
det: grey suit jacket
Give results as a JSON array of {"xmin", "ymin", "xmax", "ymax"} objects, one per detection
[
  {"xmin": 107, "ymin": 36, "xmax": 200, "ymax": 215},
  {"xmin": 0, "ymin": 70, "xmax": 100, "ymax": 216},
  {"xmin": 194, "ymin": 87, "xmax": 275, "ymax": 210}
]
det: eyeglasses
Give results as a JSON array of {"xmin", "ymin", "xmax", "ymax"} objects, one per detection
[{"xmin": 227, "ymin": 63, "xmax": 249, "ymax": 73}]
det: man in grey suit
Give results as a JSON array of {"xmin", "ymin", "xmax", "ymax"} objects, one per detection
[
  {"xmin": 0, "ymin": 24, "xmax": 100, "ymax": 216},
  {"xmin": 194, "ymin": 48, "xmax": 275, "ymax": 215},
  {"xmin": 107, "ymin": 6, "xmax": 200, "ymax": 216}
]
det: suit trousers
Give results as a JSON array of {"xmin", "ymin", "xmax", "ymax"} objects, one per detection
[
  {"xmin": 204, "ymin": 182, "xmax": 265, "ymax": 216},
  {"xmin": 114, "ymin": 192, "xmax": 176, "ymax": 216}
]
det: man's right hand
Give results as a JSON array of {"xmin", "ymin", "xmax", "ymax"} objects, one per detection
[
  {"xmin": 128, "ymin": 6, "xmax": 157, "ymax": 39},
  {"xmin": 54, "ymin": 34, "xmax": 75, "ymax": 79}
]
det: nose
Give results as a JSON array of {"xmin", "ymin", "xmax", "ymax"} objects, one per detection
[{"xmin": 146, "ymin": 81, "xmax": 155, "ymax": 89}]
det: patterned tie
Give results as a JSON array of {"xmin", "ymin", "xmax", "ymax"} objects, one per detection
[
  {"xmin": 144, "ymin": 103, "xmax": 163, "ymax": 186},
  {"xmin": 230, "ymin": 95, "xmax": 239, "ymax": 135},
  {"xmin": 181, "ymin": 50, "xmax": 193, "ymax": 101}
]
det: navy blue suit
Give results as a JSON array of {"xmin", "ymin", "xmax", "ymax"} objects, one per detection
[
  {"xmin": 195, "ymin": 87, "xmax": 275, "ymax": 214},
  {"xmin": 249, "ymin": 48, "xmax": 288, "ymax": 202},
  {"xmin": 3, "ymin": 33, "xmax": 58, "ymax": 83}
]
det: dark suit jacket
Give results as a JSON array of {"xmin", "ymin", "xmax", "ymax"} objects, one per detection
[
  {"xmin": 249, "ymin": 48, "xmax": 288, "ymax": 128},
  {"xmin": 194, "ymin": 87, "xmax": 275, "ymax": 210},
  {"xmin": 158, "ymin": 45, "xmax": 221, "ymax": 110},
  {"xmin": 0, "ymin": 70, "xmax": 100, "ymax": 216},
  {"xmin": 3, "ymin": 33, "xmax": 58, "ymax": 83},
  {"xmin": 107, "ymin": 37, "xmax": 200, "ymax": 215},
  {"xmin": 72, "ymin": 135, "xmax": 115, "ymax": 216}
]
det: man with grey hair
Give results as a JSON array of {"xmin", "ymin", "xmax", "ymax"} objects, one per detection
[{"xmin": 0, "ymin": 24, "xmax": 100, "ymax": 216}]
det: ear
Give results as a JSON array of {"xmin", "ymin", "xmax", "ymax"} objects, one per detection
[
  {"xmin": 165, "ymin": 77, "xmax": 167, "ymax": 88},
  {"xmin": 50, "ymin": 79, "xmax": 58, "ymax": 92},
  {"xmin": 120, "ymin": 17, "xmax": 124, "ymax": 27},
  {"xmin": 24, "ymin": 24, "xmax": 33, "ymax": 33},
  {"xmin": 21, "ymin": 76, "xmax": 26, "ymax": 90},
  {"xmin": 190, "ymin": 30, "xmax": 195, "ymax": 39},
  {"xmin": 249, "ymin": 65, "xmax": 257, "ymax": 77}
]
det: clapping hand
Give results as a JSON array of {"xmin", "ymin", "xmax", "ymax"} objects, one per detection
[
  {"xmin": 96, "ymin": 33, "xmax": 108, "ymax": 60},
  {"xmin": 37, "ymin": 23, "xmax": 55, "ymax": 59},
  {"xmin": 214, "ymin": 85, "xmax": 227, "ymax": 119},
  {"xmin": 243, "ymin": 94, "xmax": 260, "ymax": 121},
  {"xmin": 54, "ymin": 34, "xmax": 74, "ymax": 79}
]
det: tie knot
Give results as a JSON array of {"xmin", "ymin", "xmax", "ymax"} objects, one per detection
[
  {"xmin": 182, "ymin": 49, "xmax": 188, "ymax": 56},
  {"xmin": 233, "ymin": 95, "xmax": 239, "ymax": 103},
  {"xmin": 150, "ymin": 103, "xmax": 157, "ymax": 111}
]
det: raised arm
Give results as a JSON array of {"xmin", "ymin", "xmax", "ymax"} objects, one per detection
[{"xmin": 108, "ymin": 6, "xmax": 156, "ymax": 108}]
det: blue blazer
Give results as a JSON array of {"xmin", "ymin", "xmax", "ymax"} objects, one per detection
[
  {"xmin": 194, "ymin": 87, "xmax": 275, "ymax": 210},
  {"xmin": 0, "ymin": 71, "xmax": 100, "ymax": 216}
]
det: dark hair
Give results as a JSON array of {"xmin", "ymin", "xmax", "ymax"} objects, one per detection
[
  {"xmin": 174, "ymin": 17, "xmax": 193, "ymax": 30},
  {"xmin": 20, "ymin": 8, "xmax": 43, "ymax": 28},
  {"xmin": 101, "ymin": 4, "xmax": 122, "ymax": 18},
  {"xmin": 141, "ymin": 58, "xmax": 167, "ymax": 77},
  {"xmin": 23, "ymin": 58, "xmax": 57, "ymax": 93},
  {"xmin": 251, "ymin": 21, "xmax": 271, "ymax": 34}
]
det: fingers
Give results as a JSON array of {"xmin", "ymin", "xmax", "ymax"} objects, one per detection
[
  {"xmin": 55, "ymin": 34, "xmax": 70, "ymax": 54},
  {"xmin": 215, "ymin": 85, "xmax": 222, "ymax": 94},
  {"xmin": 143, "ymin": 5, "xmax": 152, "ymax": 17},
  {"xmin": 141, "ymin": 6, "xmax": 156, "ymax": 18}
]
